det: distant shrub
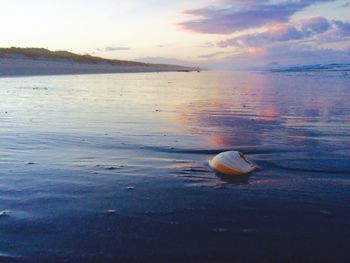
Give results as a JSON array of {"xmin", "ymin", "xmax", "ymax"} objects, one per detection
[{"xmin": 0, "ymin": 47, "xmax": 149, "ymax": 67}]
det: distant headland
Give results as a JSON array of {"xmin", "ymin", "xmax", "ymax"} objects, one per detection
[{"xmin": 0, "ymin": 47, "xmax": 196, "ymax": 77}]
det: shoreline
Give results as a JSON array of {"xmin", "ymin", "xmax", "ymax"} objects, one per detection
[{"xmin": 0, "ymin": 56, "xmax": 196, "ymax": 77}]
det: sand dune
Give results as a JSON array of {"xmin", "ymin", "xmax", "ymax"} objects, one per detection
[
  {"xmin": 0, "ymin": 51, "xmax": 194, "ymax": 77},
  {"xmin": 0, "ymin": 56, "xmax": 194, "ymax": 77}
]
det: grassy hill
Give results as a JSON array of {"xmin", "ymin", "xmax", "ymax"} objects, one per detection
[{"xmin": 0, "ymin": 47, "xmax": 150, "ymax": 67}]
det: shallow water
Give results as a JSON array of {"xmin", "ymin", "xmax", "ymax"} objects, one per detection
[{"xmin": 0, "ymin": 71, "xmax": 349, "ymax": 262}]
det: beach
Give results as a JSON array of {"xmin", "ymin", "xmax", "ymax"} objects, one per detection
[
  {"xmin": 0, "ymin": 70, "xmax": 349, "ymax": 262},
  {"xmin": 0, "ymin": 55, "xmax": 194, "ymax": 77}
]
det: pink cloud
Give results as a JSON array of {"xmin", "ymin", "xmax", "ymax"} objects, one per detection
[
  {"xmin": 218, "ymin": 17, "xmax": 345, "ymax": 48},
  {"xmin": 180, "ymin": 0, "xmax": 335, "ymax": 34},
  {"xmin": 214, "ymin": 44, "xmax": 350, "ymax": 69}
]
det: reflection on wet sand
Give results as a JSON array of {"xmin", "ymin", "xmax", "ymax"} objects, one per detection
[
  {"xmin": 215, "ymin": 172, "xmax": 250, "ymax": 185},
  {"xmin": 148, "ymin": 71, "xmax": 350, "ymax": 187},
  {"xmin": 0, "ymin": 71, "xmax": 350, "ymax": 262},
  {"xmin": 166, "ymin": 71, "xmax": 350, "ymax": 151}
]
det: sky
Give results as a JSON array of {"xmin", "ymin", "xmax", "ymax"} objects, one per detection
[{"xmin": 0, "ymin": 0, "xmax": 349, "ymax": 68}]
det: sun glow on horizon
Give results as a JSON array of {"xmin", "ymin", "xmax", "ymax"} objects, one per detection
[{"xmin": 0, "ymin": 0, "xmax": 349, "ymax": 68}]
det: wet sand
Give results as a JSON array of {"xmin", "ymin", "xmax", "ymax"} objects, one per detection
[{"xmin": 0, "ymin": 71, "xmax": 349, "ymax": 262}]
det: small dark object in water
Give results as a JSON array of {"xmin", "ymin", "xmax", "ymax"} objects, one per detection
[
  {"xmin": 105, "ymin": 210, "xmax": 117, "ymax": 215},
  {"xmin": 106, "ymin": 166, "xmax": 118, "ymax": 170},
  {"xmin": 0, "ymin": 211, "xmax": 10, "ymax": 217}
]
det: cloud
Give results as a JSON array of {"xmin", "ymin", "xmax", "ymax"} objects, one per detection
[
  {"xmin": 314, "ymin": 20, "xmax": 350, "ymax": 45},
  {"xmin": 343, "ymin": 1, "xmax": 350, "ymax": 7},
  {"xmin": 209, "ymin": 16, "xmax": 350, "ymax": 68},
  {"xmin": 178, "ymin": 0, "xmax": 348, "ymax": 67},
  {"xmin": 216, "ymin": 44, "xmax": 350, "ymax": 69},
  {"xmin": 300, "ymin": 16, "xmax": 331, "ymax": 33},
  {"xmin": 200, "ymin": 42, "xmax": 215, "ymax": 48},
  {"xmin": 155, "ymin": 44, "xmax": 172, "ymax": 48},
  {"xmin": 96, "ymin": 46, "xmax": 130, "ymax": 52},
  {"xmin": 333, "ymin": 20, "xmax": 350, "ymax": 34},
  {"xmin": 180, "ymin": 0, "xmax": 335, "ymax": 34},
  {"xmin": 136, "ymin": 57, "xmax": 195, "ymax": 67},
  {"xmin": 105, "ymin": 46, "xmax": 130, "ymax": 51},
  {"xmin": 263, "ymin": 44, "xmax": 350, "ymax": 65},
  {"xmin": 198, "ymin": 51, "xmax": 228, "ymax": 59},
  {"xmin": 218, "ymin": 17, "xmax": 348, "ymax": 48}
]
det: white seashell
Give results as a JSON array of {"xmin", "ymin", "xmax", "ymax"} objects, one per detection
[{"xmin": 209, "ymin": 151, "xmax": 256, "ymax": 176}]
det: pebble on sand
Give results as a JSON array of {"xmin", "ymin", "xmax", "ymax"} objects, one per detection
[
  {"xmin": 105, "ymin": 210, "xmax": 117, "ymax": 215},
  {"xmin": 241, "ymin": 228, "xmax": 257, "ymax": 235}
]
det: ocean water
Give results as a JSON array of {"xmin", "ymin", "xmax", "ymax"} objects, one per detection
[{"xmin": 0, "ymin": 71, "xmax": 349, "ymax": 262}]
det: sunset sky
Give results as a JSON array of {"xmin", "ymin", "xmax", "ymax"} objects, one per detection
[{"xmin": 0, "ymin": 0, "xmax": 349, "ymax": 68}]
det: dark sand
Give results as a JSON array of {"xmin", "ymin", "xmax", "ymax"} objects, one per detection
[{"xmin": 0, "ymin": 71, "xmax": 349, "ymax": 262}]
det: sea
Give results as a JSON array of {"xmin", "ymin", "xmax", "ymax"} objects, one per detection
[{"xmin": 0, "ymin": 70, "xmax": 349, "ymax": 262}]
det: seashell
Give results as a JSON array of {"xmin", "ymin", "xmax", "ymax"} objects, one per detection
[{"xmin": 209, "ymin": 151, "xmax": 256, "ymax": 176}]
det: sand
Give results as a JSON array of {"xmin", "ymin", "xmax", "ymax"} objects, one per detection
[
  {"xmin": 0, "ymin": 71, "xmax": 349, "ymax": 262},
  {"xmin": 0, "ymin": 55, "xmax": 193, "ymax": 77}
]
